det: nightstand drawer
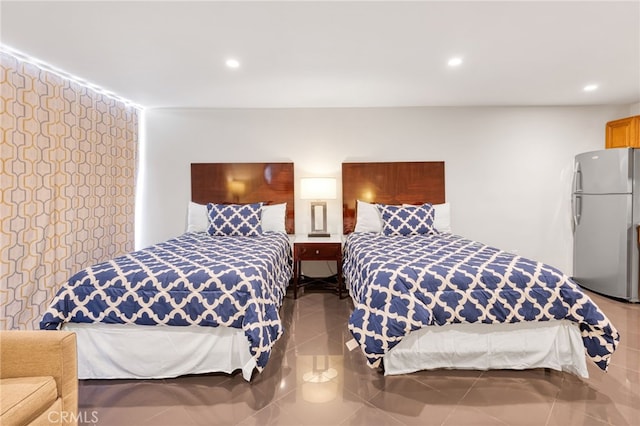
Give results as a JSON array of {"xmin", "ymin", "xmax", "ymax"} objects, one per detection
[
  {"xmin": 292, "ymin": 238, "xmax": 344, "ymax": 299},
  {"xmin": 295, "ymin": 243, "xmax": 341, "ymax": 260}
]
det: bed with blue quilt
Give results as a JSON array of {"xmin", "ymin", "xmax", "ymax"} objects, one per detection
[
  {"xmin": 341, "ymin": 162, "xmax": 619, "ymax": 378},
  {"xmin": 41, "ymin": 231, "xmax": 292, "ymax": 380},
  {"xmin": 344, "ymin": 230, "xmax": 619, "ymax": 377},
  {"xmin": 41, "ymin": 162, "xmax": 296, "ymax": 381}
]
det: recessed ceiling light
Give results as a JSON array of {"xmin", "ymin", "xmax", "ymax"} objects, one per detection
[
  {"xmin": 225, "ymin": 59, "xmax": 240, "ymax": 69},
  {"xmin": 583, "ymin": 84, "xmax": 598, "ymax": 92},
  {"xmin": 448, "ymin": 57, "xmax": 463, "ymax": 67}
]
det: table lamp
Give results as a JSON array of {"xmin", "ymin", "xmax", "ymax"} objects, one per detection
[{"xmin": 300, "ymin": 177, "xmax": 336, "ymax": 237}]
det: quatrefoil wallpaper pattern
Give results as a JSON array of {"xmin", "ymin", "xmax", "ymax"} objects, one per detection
[{"xmin": 1, "ymin": 52, "xmax": 139, "ymax": 329}]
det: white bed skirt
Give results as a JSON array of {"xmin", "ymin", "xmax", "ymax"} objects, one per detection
[
  {"xmin": 63, "ymin": 323, "xmax": 256, "ymax": 381},
  {"xmin": 383, "ymin": 320, "xmax": 588, "ymax": 378}
]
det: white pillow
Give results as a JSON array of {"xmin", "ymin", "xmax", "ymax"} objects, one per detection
[
  {"xmin": 433, "ymin": 203, "xmax": 452, "ymax": 233},
  {"xmin": 187, "ymin": 201, "xmax": 208, "ymax": 233},
  {"xmin": 402, "ymin": 202, "xmax": 452, "ymax": 234},
  {"xmin": 261, "ymin": 203, "xmax": 287, "ymax": 233},
  {"xmin": 354, "ymin": 200, "xmax": 452, "ymax": 234},
  {"xmin": 354, "ymin": 200, "xmax": 382, "ymax": 233},
  {"xmin": 188, "ymin": 201, "xmax": 288, "ymax": 234}
]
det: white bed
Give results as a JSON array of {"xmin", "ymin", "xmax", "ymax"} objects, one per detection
[
  {"xmin": 39, "ymin": 162, "xmax": 297, "ymax": 382},
  {"xmin": 341, "ymin": 162, "xmax": 618, "ymax": 378}
]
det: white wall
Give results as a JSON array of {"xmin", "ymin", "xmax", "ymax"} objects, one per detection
[{"xmin": 139, "ymin": 105, "xmax": 630, "ymax": 273}]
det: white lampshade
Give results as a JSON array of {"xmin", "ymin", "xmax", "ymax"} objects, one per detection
[{"xmin": 300, "ymin": 177, "xmax": 337, "ymax": 200}]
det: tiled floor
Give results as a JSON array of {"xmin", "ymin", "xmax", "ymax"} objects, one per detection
[{"xmin": 78, "ymin": 289, "xmax": 639, "ymax": 426}]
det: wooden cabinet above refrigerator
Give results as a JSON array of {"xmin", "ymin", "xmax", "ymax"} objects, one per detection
[{"xmin": 606, "ymin": 115, "xmax": 640, "ymax": 148}]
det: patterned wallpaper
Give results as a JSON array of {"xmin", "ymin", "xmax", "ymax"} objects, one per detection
[{"xmin": 1, "ymin": 52, "xmax": 139, "ymax": 329}]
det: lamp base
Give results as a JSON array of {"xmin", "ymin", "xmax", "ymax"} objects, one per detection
[{"xmin": 308, "ymin": 232, "xmax": 331, "ymax": 238}]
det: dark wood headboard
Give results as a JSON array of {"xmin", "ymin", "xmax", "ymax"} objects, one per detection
[
  {"xmin": 191, "ymin": 162, "xmax": 295, "ymax": 234},
  {"xmin": 342, "ymin": 161, "xmax": 445, "ymax": 234}
]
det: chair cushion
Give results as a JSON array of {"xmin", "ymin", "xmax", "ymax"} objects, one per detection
[
  {"xmin": 0, "ymin": 376, "xmax": 57, "ymax": 426},
  {"xmin": 29, "ymin": 398, "xmax": 63, "ymax": 426}
]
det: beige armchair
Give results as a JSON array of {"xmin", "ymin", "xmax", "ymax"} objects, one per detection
[{"xmin": 0, "ymin": 330, "xmax": 78, "ymax": 426}]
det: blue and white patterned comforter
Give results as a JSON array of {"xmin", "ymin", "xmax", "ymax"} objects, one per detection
[
  {"xmin": 41, "ymin": 232, "xmax": 292, "ymax": 371},
  {"xmin": 344, "ymin": 233, "xmax": 619, "ymax": 372}
]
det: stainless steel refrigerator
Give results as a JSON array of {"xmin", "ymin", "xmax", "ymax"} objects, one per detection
[{"xmin": 572, "ymin": 147, "xmax": 640, "ymax": 302}]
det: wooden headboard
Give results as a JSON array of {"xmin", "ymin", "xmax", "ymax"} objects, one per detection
[
  {"xmin": 342, "ymin": 161, "xmax": 445, "ymax": 234},
  {"xmin": 191, "ymin": 162, "xmax": 295, "ymax": 234}
]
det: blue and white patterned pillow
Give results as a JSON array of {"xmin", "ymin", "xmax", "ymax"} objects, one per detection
[
  {"xmin": 377, "ymin": 203, "xmax": 437, "ymax": 236},
  {"xmin": 207, "ymin": 203, "xmax": 263, "ymax": 236}
]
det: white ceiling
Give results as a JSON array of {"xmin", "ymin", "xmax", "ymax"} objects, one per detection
[{"xmin": 2, "ymin": 1, "xmax": 639, "ymax": 109}]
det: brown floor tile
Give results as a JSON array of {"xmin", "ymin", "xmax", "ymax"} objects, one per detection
[
  {"xmin": 442, "ymin": 406, "xmax": 509, "ymax": 426},
  {"xmin": 340, "ymin": 402, "xmax": 406, "ymax": 425},
  {"xmin": 547, "ymin": 403, "xmax": 611, "ymax": 426},
  {"xmin": 285, "ymin": 311, "xmax": 336, "ymax": 347},
  {"xmin": 180, "ymin": 382, "xmax": 273, "ymax": 425},
  {"xmin": 76, "ymin": 291, "xmax": 640, "ymax": 426},
  {"xmin": 580, "ymin": 363, "xmax": 640, "ymax": 403},
  {"xmin": 79, "ymin": 406, "xmax": 159, "ymax": 426},
  {"xmin": 455, "ymin": 372, "xmax": 561, "ymax": 425},
  {"xmin": 411, "ymin": 369, "xmax": 481, "ymax": 402},
  {"xmin": 244, "ymin": 348, "xmax": 298, "ymax": 404},
  {"xmin": 235, "ymin": 401, "xmax": 298, "ymax": 426},
  {"xmin": 555, "ymin": 371, "xmax": 640, "ymax": 425},
  {"xmin": 274, "ymin": 386, "xmax": 367, "ymax": 426},
  {"xmin": 139, "ymin": 406, "xmax": 200, "ymax": 426},
  {"xmin": 367, "ymin": 377, "xmax": 458, "ymax": 425},
  {"xmin": 547, "ymin": 401, "xmax": 620, "ymax": 426},
  {"xmin": 608, "ymin": 346, "xmax": 640, "ymax": 374},
  {"xmin": 336, "ymin": 349, "xmax": 386, "ymax": 403},
  {"xmin": 293, "ymin": 331, "xmax": 347, "ymax": 355}
]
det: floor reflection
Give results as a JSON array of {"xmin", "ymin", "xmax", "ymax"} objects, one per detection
[{"xmin": 78, "ymin": 289, "xmax": 640, "ymax": 426}]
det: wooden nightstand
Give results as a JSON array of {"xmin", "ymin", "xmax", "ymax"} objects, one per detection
[{"xmin": 293, "ymin": 235, "xmax": 344, "ymax": 299}]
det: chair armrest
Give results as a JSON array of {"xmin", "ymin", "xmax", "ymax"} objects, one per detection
[{"xmin": 0, "ymin": 331, "xmax": 78, "ymax": 419}]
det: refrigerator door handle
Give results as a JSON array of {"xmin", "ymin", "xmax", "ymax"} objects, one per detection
[
  {"xmin": 573, "ymin": 163, "xmax": 583, "ymax": 193},
  {"xmin": 573, "ymin": 194, "xmax": 582, "ymax": 227}
]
